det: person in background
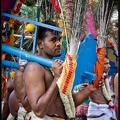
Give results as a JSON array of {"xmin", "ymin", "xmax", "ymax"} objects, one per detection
[
  {"xmin": 13, "ymin": 40, "xmax": 35, "ymax": 120},
  {"xmin": 87, "ymin": 55, "xmax": 117, "ymax": 120},
  {"xmin": 13, "ymin": 58, "xmax": 32, "ymax": 120},
  {"xmin": 2, "ymin": 31, "xmax": 34, "ymax": 120},
  {"xmin": 114, "ymin": 72, "xmax": 118, "ymax": 120},
  {"xmin": 2, "ymin": 68, "xmax": 19, "ymax": 120}
]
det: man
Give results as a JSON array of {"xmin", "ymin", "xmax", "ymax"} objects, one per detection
[
  {"xmin": 114, "ymin": 72, "xmax": 118, "ymax": 120},
  {"xmin": 2, "ymin": 68, "xmax": 19, "ymax": 120},
  {"xmin": 13, "ymin": 58, "xmax": 32, "ymax": 120},
  {"xmin": 87, "ymin": 56, "xmax": 117, "ymax": 120},
  {"xmin": 13, "ymin": 40, "xmax": 35, "ymax": 119},
  {"xmin": 23, "ymin": 20, "xmax": 100, "ymax": 119}
]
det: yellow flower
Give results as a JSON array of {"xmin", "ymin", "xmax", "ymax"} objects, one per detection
[
  {"xmin": 59, "ymin": 23, "xmax": 64, "ymax": 28},
  {"xmin": 62, "ymin": 32, "xmax": 66, "ymax": 36},
  {"xmin": 58, "ymin": 19, "xmax": 63, "ymax": 24},
  {"xmin": 10, "ymin": 71, "xmax": 15, "ymax": 79}
]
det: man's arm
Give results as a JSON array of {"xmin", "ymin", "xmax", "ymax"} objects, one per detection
[
  {"xmin": 2, "ymin": 91, "xmax": 10, "ymax": 120},
  {"xmin": 72, "ymin": 83, "xmax": 91, "ymax": 106},
  {"xmin": 8, "ymin": 90, "xmax": 19, "ymax": 117},
  {"xmin": 114, "ymin": 73, "xmax": 118, "ymax": 119},
  {"xmin": 23, "ymin": 62, "xmax": 61, "ymax": 118},
  {"xmin": 2, "ymin": 77, "xmax": 14, "ymax": 120}
]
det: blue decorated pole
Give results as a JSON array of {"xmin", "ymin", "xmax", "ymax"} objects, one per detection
[
  {"xmin": 2, "ymin": 43, "xmax": 53, "ymax": 68},
  {"xmin": 2, "ymin": 60, "xmax": 19, "ymax": 69},
  {"xmin": 2, "ymin": 12, "xmax": 62, "ymax": 32},
  {"xmin": 32, "ymin": 0, "xmax": 42, "ymax": 54},
  {"xmin": 32, "ymin": 17, "xmax": 39, "ymax": 54}
]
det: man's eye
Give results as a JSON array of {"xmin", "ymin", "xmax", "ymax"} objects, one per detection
[
  {"xmin": 58, "ymin": 37, "xmax": 62, "ymax": 41},
  {"xmin": 52, "ymin": 39, "xmax": 56, "ymax": 42}
]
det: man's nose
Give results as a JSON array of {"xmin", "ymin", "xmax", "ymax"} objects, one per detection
[
  {"xmin": 108, "ymin": 64, "xmax": 111, "ymax": 68},
  {"xmin": 56, "ymin": 40, "xmax": 62, "ymax": 46}
]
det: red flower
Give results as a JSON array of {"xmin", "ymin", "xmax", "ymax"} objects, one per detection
[
  {"xmin": 17, "ymin": 3, "xmax": 22, "ymax": 8},
  {"xmin": 51, "ymin": 0, "xmax": 56, "ymax": 4},
  {"xmin": 104, "ymin": 75, "xmax": 107, "ymax": 80},
  {"xmin": 57, "ymin": 7, "xmax": 61, "ymax": 13},
  {"xmin": 54, "ymin": 3, "xmax": 59, "ymax": 10}
]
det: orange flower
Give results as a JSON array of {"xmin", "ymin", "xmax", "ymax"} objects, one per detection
[{"xmin": 62, "ymin": 32, "xmax": 66, "ymax": 36}]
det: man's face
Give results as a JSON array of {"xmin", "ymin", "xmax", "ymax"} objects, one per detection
[
  {"xmin": 40, "ymin": 31, "xmax": 62, "ymax": 58},
  {"xmin": 104, "ymin": 57, "xmax": 111, "ymax": 73}
]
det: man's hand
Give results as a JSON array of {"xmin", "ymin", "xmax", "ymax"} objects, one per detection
[
  {"xmin": 89, "ymin": 79, "xmax": 105, "ymax": 92},
  {"xmin": 78, "ymin": 83, "xmax": 89, "ymax": 92},
  {"xmin": 52, "ymin": 59, "xmax": 63, "ymax": 78},
  {"xmin": 79, "ymin": 80, "xmax": 105, "ymax": 93}
]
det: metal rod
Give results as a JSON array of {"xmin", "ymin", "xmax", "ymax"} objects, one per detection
[
  {"xmin": 32, "ymin": 18, "xmax": 38, "ymax": 54},
  {"xmin": 2, "ymin": 60, "xmax": 19, "ymax": 69},
  {"xmin": 2, "ymin": 43, "xmax": 53, "ymax": 68},
  {"xmin": 2, "ymin": 12, "xmax": 63, "ymax": 32}
]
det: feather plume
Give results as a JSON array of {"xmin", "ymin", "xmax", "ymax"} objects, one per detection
[
  {"xmin": 80, "ymin": 2, "xmax": 97, "ymax": 40},
  {"xmin": 58, "ymin": 0, "xmax": 87, "ymax": 55},
  {"xmin": 97, "ymin": 0, "xmax": 115, "ymax": 47}
]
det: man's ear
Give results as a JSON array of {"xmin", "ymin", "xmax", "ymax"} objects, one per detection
[{"xmin": 38, "ymin": 39, "xmax": 43, "ymax": 49}]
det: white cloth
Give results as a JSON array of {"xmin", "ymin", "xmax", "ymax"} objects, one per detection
[
  {"xmin": 17, "ymin": 106, "xmax": 32, "ymax": 120},
  {"xmin": 87, "ymin": 101, "xmax": 117, "ymax": 120},
  {"xmin": 7, "ymin": 113, "xmax": 15, "ymax": 120},
  {"xmin": 19, "ymin": 58, "xmax": 28, "ymax": 66},
  {"xmin": 31, "ymin": 112, "xmax": 54, "ymax": 120}
]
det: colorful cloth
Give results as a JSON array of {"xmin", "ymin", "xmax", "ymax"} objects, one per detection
[
  {"xmin": 57, "ymin": 54, "xmax": 77, "ymax": 118},
  {"xmin": 31, "ymin": 112, "xmax": 65, "ymax": 120},
  {"xmin": 93, "ymin": 47, "xmax": 106, "ymax": 88},
  {"xmin": 57, "ymin": 54, "xmax": 77, "ymax": 95},
  {"xmin": 87, "ymin": 101, "xmax": 117, "ymax": 120}
]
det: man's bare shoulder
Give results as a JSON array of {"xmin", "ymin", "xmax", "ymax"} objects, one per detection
[
  {"xmin": 24, "ymin": 62, "xmax": 45, "ymax": 76},
  {"xmin": 25, "ymin": 62, "xmax": 43, "ymax": 69}
]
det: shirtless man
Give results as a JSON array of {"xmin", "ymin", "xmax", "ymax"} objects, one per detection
[
  {"xmin": 87, "ymin": 56, "xmax": 117, "ymax": 120},
  {"xmin": 23, "ymin": 20, "xmax": 100, "ymax": 119},
  {"xmin": 114, "ymin": 72, "xmax": 118, "ymax": 119},
  {"xmin": 2, "ymin": 69, "xmax": 19, "ymax": 120},
  {"xmin": 13, "ymin": 58, "xmax": 32, "ymax": 120}
]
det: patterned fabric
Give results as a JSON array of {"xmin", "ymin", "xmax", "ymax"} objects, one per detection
[
  {"xmin": 57, "ymin": 54, "xmax": 77, "ymax": 95},
  {"xmin": 57, "ymin": 54, "xmax": 77, "ymax": 118},
  {"xmin": 93, "ymin": 47, "xmax": 106, "ymax": 88}
]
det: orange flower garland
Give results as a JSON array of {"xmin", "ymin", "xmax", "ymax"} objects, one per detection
[{"xmin": 58, "ymin": 18, "xmax": 66, "ymax": 37}]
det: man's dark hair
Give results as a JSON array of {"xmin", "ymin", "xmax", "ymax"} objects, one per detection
[{"xmin": 38, "ymin": 20, "xmax": 61, "ymax": 40}]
